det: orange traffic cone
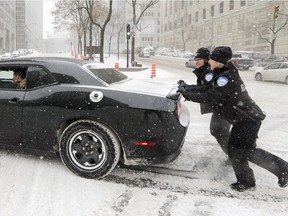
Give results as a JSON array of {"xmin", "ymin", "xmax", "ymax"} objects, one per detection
[
  {"xmin": 114, "ymin": 63, "xmax": 119, "ymax": 71},
  {"xmin": 150, "ymin": 63, "xmax": 156, "ymax": 78}
]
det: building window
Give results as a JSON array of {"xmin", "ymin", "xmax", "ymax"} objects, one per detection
[
  {"xmin": 203, "ymin": 9, "xmax": 206, "ymax": 19},
  {"xmin": 211, "ymin": 5, "xmax": 215, "ymax": 17},
  {"xmin": 188, "ymin": 14, "xmax": 192, "ymax": 24},
  {"xmin": 195, "ymin": 11, "xmax": 199, "ymax": 22},
  {"xmin": 219, "ymin": 2, "xmax": 224, "ymax": 14},
  {"xmin": 229, "ymin": 0, "xmax": 234, "ymax": 10},
  {"xmin": 174, "ymin": 1, "xmax": 178, "ymax": 13},
  {"xmin": 240, "ymin": 0, "xmax": 246, "ymax": 7}
]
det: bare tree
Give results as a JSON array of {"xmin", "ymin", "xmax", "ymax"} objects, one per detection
[
  {"xmin": 179, "ymin": 29, "xmax": 193, "ymax": 51},
  {"xmin": 105, "ymin": 11, "xmax": 123, "ymax": 57},
  {"xmin": 52, "ymin": 0, "xmax": 87, "ymax": 55},
  {"xmin": 127, "ymin": 0, "xmax": 159, "ymax": 63},
  {"xmin": 254, "ymin": 15, "xmax": 288, "ymax": 55},
  {"xmin": 84, "ymin": 0, "xmax": 113, "ymax": 63},
  {"xmin": 75, "ymin": 0, "xmax": 90, "ymax": 56}
]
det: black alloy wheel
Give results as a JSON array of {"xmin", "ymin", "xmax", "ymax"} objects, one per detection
[{"xmin": 59, "ymin": 120, "xmax": 121, "ymax": 179}]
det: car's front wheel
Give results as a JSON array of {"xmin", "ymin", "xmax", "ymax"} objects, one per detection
[
  {"xmin": 285, "ymin": 76, "xmax": 288, "ymax": 85},
  {"xmin": 59, "ymin": 120, "xmax": 121, "ymax": 179},
  {"xmin": 255, "ymin": 73, "xmax": 263, "ymax": 81}
]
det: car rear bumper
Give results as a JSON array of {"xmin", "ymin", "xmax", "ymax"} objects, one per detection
[
  {"xmin": 122, "ymin": 134, "xmax": 186, "ymax": 166},
  {"xmin": 122, "ymin": 112, "xmax": 189, "ymax": 166}
]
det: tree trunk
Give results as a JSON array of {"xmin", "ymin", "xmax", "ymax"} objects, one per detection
[
  {"xmin": 100, "ymin": 28, "xmax": 105, "ymax": 63},
  {"xmin": 271, "ymin": 39, "xmax": 276, "ymax": 55},
  {"xmin": 83, "ymin": 30, "xmax": 87, "ymax": 56},
  {"xmin": 89, "ymin": 20, "xmax": 93, "ymax": 59}
]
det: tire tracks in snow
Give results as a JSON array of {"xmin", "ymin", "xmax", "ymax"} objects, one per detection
[
  {"xmin": 103, "ymin": 168, "xmax": 288, "ymax": 203},
  {"xmin": 111, "ymin": 190, "xmax": 133, "ymax": 215}
]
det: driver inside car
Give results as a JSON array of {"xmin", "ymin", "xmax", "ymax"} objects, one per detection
[{"xmin": 13, "ymin": 69, "xmax": 26, "ymax": 89}]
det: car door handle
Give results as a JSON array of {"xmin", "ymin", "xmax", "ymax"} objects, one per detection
[{"xmin": 9, "ymin": 97, "xmax": 21, "ymax": 103}]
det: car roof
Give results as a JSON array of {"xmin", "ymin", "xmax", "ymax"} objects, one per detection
[
  {"xmin": 0, "ymin": 57, "xmax": 90, "ymax": 65},
  {"xmin": 0, "ymin": 57, "xmax": 108, "ymax": 86}
]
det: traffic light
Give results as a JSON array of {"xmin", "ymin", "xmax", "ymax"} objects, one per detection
[
  {"xmin": 126, "ymin": 24, "xmax": 131, "ymax": 40},
  {"xmin": 273, "ymin": 5, "xmax": 280, "ymax": 19}
]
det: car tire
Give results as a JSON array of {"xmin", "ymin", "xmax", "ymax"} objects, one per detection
[
  {"xmin": 284, "ymin": 76, "xmax": 288, "ymax": 85},
  {"xmin": 255, "ymin": 73, "xmax": 262, "ymax": 81},
  {"xmin": 59, "ymin": 120, "xmax": 121, "ymax": 179},
  {"xmin": 243, "ymin": 66, "xmax": 249, "ymax": 70},
  {"xmin": 185, "ymin": 62, "xmax": 188, "ymax": 67}
]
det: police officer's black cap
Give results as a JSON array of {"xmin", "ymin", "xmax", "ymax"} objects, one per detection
[
  {"xmin": 194, "ymin": 47, "xmax": 210, "ymax": 60},
  {"xmin": 210, "ymin": 46, "xmax": 232, "ymax": 65}
]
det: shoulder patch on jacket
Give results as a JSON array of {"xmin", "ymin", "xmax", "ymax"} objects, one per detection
[
  {"xmin": 204, "ymin": 73, "xmax": 214, "ymax": 82},
  {"xmin": 216, "ymin": 76, "xmax": 229, "ymax": 87}
]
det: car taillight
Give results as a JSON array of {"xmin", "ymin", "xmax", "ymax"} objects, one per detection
[
  {"xmin": 177, "ymin": 102, "xmax": 182, "ymax": 116},
  {"xmin": 135, "ymin": 141, "xmax": 156, "ymax": 147}
]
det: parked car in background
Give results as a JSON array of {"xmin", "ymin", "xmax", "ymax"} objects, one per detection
[
  {"xmin": 183, "ymin": 52, "xmax": 194, "ymax": 58},
  {"xmin": 144, "ymin": 46, "xmax": 155, "ymax": 56},
  {"xmin": 155, "ymin": 47, "xmax": 170, "ymax": 56},
  {"xmin": 138, "ymin": 49, "xmax": 150, "ymax": 58},
  {"xmin": 254, "ymin": 55, "xmax": 288, "ymax": 67},
  {"xmin": 234, "ymin": 51, "xmax": 262, "ymax": 60},
  {"xmin": 231, "ymin": 54, "xmax": 254, "ymax": 70},
  {"xmin": 185, "ymin": 57, "xmax": 196, "ymax": 68},
  {"xmin": 0, "ymin": 57, "xmax": 190, "ymax": 179},
  {"xmin": 1, "ymin": 52, "xmax": 12, "ymax": 60},
  {"xmin": 254, "ymin": 62, "xmax": 288, "ymax": 84},
  {"xmin": 11, "ymin": 50, "xmax": 20, "ymax": 58}
]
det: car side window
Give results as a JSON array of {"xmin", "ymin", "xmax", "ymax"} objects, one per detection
[
  {"xmin": 266, "ymin": 63, "xmax": 280, "ymax": 70},
  {"xmin": 26, "ymin": 66, "xmax": 57, "ymax": 89},
  {"xmin": 0, "ymin": 70, "xmax": 15, "ymax": 89},
  {"xmin": 280, "ymin": 63, "xmax": 288, "ymax": 69}
]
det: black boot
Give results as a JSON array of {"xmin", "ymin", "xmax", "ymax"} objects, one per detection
[{"xmin": 230, "ymin": 182, "xmax": 256, "ymax": 192}]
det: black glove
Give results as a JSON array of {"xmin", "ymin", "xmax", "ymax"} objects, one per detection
[
  {"xmin": 177, "ymin": 80, "xmax": 188, "ymax": 89},
  {"xmin": 177, "ymin": 80, "xmax": 185, "ymax": 86},
  {"xmin": 177, "ymin": 85, "xmax": 186, "ymax": 94}
]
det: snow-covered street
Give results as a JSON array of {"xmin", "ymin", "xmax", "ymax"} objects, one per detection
[{"xmin": 1, "ymin": 55, "xmax": 288, "ymax": 216}]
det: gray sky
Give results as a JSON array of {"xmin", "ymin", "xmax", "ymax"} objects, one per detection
[{"xmin": 43, "ymin": 0, "xmax": 54, "ymax": 38}]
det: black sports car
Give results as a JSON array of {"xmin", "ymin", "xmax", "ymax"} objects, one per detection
[{"xmin": 0, "ymin": 57, "xmax": 190, "ymax": 179}]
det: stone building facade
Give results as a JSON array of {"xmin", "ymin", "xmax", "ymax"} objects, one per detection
[{"xmin": 159, "ymin": 0, "xmax": 288, "ymax": 55}]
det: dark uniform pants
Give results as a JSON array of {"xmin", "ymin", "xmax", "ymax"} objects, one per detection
[
  {"xmin": 210, "ymin": 113, "xmax": 231, "ymax": 154},
  {"xmin": 228, "ymin": 120, "xmax": 288, "ymax": 185}
]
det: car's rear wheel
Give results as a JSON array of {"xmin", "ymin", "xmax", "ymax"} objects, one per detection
[
  {"xmin": 255, "ymin": 73, "xmax": 262, "ymax": 81},
  {"xmin": 59, "ymin": 120, "xmax": 121, "ymax": 179},
  {"xmin": 285, "ymin": 76, "xmax": 288, "ymax": 85}
]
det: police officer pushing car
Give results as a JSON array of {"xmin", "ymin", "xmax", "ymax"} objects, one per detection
[
  {"xmin": 178, "ymin": 47, "xmax": 231, "ymax": 156},
  {"xmin": 178, "ymin": 46, "xmax": 288, "ymax": 192}
]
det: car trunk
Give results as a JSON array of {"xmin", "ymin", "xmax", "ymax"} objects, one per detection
[{"xmin": 111, "ymin": 79, "xmax": 179, "ymax": 99}]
